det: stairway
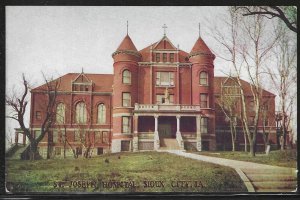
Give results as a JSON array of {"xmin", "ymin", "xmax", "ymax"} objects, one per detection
[
  {"xmin": 6, "ymin": 144, "xmax": 29, "ymax": 160},
  {"xmin": 159, "ymin": 138, "xmax": 181, "ymax": 150},
  {"xmin": 242, "ymin": 167, "xmax": 297, "ymax": 192}
]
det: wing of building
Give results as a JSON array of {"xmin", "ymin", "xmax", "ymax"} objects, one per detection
[{"xmin": 15, "ymin": 32, "xmax": 279, "ymax": 158}]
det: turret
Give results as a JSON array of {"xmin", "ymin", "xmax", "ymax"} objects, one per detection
[
  {"xmin": 111, "ymin": 34, "xmax": 141, "ymax": 152},
  {"xmin": 189, "ymin": 37, "xmax": 215, "ymax": 107}
]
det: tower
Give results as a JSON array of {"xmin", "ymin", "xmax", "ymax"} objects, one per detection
[
  {"xmin": 189, "ymin": 36, "xmax": 216, "ymax": 150},
  {"xmin": 111, "ymin": 34, "xmax": 141, "ymax": 152}
]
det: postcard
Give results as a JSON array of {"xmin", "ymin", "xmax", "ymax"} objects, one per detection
[{"xmin": 5, "ymin": 6, "xmax": 297, "ymax": 194}]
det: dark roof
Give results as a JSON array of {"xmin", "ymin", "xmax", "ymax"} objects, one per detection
[{"xmin": 214, "ymin": 76, "xmax": 275, "ymax": 97}]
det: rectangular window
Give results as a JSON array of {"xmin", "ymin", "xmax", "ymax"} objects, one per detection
[
  {"xmin": 102, "ymin": 131, "xmax": 109, "ymax": 144},
  {"xmin": 249, "ymin": 101, "xmax": 255, "ymax": 111},
  {"xmin": 156, "ymin": 53, "xmax": 160, "ymax": 62},
  {"xmin": 97, "ymin": 148, "xmax": 103, "ymax": 155},
  {"xmin": 36, "ymin": 111, "xmax": 41, "ymax": 120},
  {"xmin": 74, "ymin": 131, "xmax": 80, "ymax": 142},
  {"xmin": 122, "ymin": 116, "xmax": 130, "ymax": 134},
  {"xmin": 201, "ymin": 117, "xmax": 208, "ymax": 134},
  {"xmin": 163, "ymin": 53, "xmax": 167, "ymax": 62},
  {"xmin": 249, "ymin": 116, "xmax": 255, "ymax": 126},
  {"xmin": 200, "ymin": 93, "xmax": 208, "ymax": 108},
  {"xmin": 170, "ymin": 53, "xmax": 174, "ymax": 62},
  {"xmin": 156, "ymin": 72, "xmax": 174, "ymax": 86},
  {"xmin": 95, "ymin": 131, "xmax": 102, "ymax": 143},
  {"xmin": 34, "ymin": 130, "xmax": 41, "ymax": 139},
  {"xmin": 121, "ymin": 141, "xmax": 130, "ymax": 151},
  {"xmin": 122, "ymin": 92, "xmax": 131, "ymax": 107},
  {"xmin": 53, "ymin": 131, "xmax": 58, "ymax": 143},
  {"xmin": 55, "ymin": 147, "xmax": 61, "ymax": 156},
  {"xmin": 263, "ymin": 118, "xmax": 269, "ymax": 126},
  {"xmin": 156, "ymin": 94, "xmax": 174, "ymax": 104}
]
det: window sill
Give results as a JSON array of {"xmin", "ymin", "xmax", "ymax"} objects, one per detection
[{"xmin": 155, "ymin": 85, "xmax": 175, "ymax": 88}]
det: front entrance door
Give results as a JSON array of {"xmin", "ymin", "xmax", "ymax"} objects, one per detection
[{"xmin": 158, "ymin": 124, "xmax": 172, "ymax": 138}]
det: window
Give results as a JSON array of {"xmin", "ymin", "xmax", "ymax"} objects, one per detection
[
  {"xmin": 200, "ymin": 93, "xmax": 208, "ymax": 108},
  {"xmin": 156, "ymin": 94, "xmax": 174, "ymax": 104},
  {"xmin": 156, "ymin": 72, "xmax": 174, "ymax": 86},
  {"xmin": 121, "ymin": 141, "xmax": 130, "ymax": 151},
  {"xmin": 74, "ymin": 131, "xmax": 80, "ymax": 142},
  {"xmin": 75, "ymin": 102, "xmax": 87, "ymax": 124},
  {"xmin": 156, "ymin": 53, "xmax": 160, "ymax": 62},
  {"xmin": 102, "ymin": 131, "xmax": 109, "ymax": 144},
  {"xmin": 34, "ymin": 130, "xmax": 41, "ymax": 139},
  {"xmin": 263, "ymin": 118, "xmax": 269, "ymax": 126},
  {"xmin": 122, "ymin": 93, "xmax": 131, "ymax": 107},
  {"xmin": 199, "ymin": 71, "xmax": 208, "ymax": 85},
  {"xmin": 56, "ymin": 103, "xmax": 65, "ymax": 124},
  {"xmin": 36, "ymin": 111, "xmax": 41, "ymax": 120},
  {"xmin": 122, "ymin": 116, "xmax": 130, "ymax": 134},
  {"xmin": 97, "ymin": 148, "xmax": 103, "ymax": 155},
  {"xmin": 97, "ymin": 104, "xmax": 106, "ymax": 124},
  {"xmin": 53, "ymin": 131, "xmax": 58, "ymax": 143},
  {"xmin": 249, "ymin": 101, "xmax": 255, "ymax": 111},
  {"xmin": 163, "ymin": 53, "xmax": 167, "ymax": 62},
  {"xmin": 201, "ymin": 117, "xmax": 208, "ymax": 134},
  {"xmin": 122, "ymin": 70, "xmax": 131, "ymax": 84},
  {"xmin": 262, "ymin": 103, "xmax": 269, "ymax": 111},
  {"xmin": 249, "ymin": 116, "xmax": 255, "ymax": 126},
  {"xmin": 55, "ymin": 147, "xmax": 61, "ymax": 156},
  {"xmin": 170, "ymin": 53, "xmax": 174, "ymax": 62}
]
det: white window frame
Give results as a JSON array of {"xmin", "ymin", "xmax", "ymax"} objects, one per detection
[{"xmin": 156, "ymin": 72, "xmax": 175, "ymax": 86}]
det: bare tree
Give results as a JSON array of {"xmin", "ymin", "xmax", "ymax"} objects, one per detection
[
  {"xmin": 235, "ymin": 6, "xmax": 297, "ymax": 33},
  {"xmin": 6, "ymin": 74, "xmax": 60, "ymax": 160},
  {"xmin": 268, "ymin": 28, "xmax": 297, "ymax": 150},
  {"xmin": 212, "ymin": 7, "xmax": 279, "ymax": 156},
  {"xmin": 217, "ymin": 78, "xmax": 241, "ymax": 151}
]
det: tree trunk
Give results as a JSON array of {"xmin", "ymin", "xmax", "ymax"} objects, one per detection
[{"xmin": 249, "ymin": 139, "xmax": 256, "ymax": 157}]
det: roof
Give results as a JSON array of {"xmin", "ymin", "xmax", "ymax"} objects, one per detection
[
  {"xmin": 214, "ymin": 77, "xmax": 275, "ymax": 97},
  {"xmin": 190, "ymin": 37, "xmax": 214, "ymax": 55},
  {"xmin": 31, "ymin": 73, "xmax": 113, "ymax": 93},
  {"xmin": 115, "ymin": 34, "xmax": 138, "ymax": 52}
]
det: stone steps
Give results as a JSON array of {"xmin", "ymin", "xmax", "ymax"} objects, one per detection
[
  {"xmin": 159, "ymin": 138, "xmax": 181, "ymax": 150},
  {"xmin": 255, "ymin": 188, "xmax": 297, "ymax": 192},
  {"xmin": 252, "ymin": 181, "xmax": 297, "ymax": 190},
  {"xmin": 246, "ymin": 174, "xmax": 296, "ymax": 182}
]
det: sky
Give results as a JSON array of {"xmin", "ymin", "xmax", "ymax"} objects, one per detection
[{"xmin": 5, "ymin": 6, "xmax": 297, "ymax": 148}]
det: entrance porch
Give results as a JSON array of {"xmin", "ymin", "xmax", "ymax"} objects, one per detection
[{"xmin": 133, "ymin": 115, "xmax": 202, "ymax": 151}]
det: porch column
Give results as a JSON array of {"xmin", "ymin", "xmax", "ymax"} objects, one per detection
[
  {"xmin": 154, "ymin": 115, "xmax": 158, "ymax": 133},
  {"xmin": 196, "ymin": 115, "xmax": 202, "ymax": 151},
  {"xmin": 133, "ymin": 115, "xmax": 139, "ymax": 152},
  {"xmin": 154, "ymin": 115, "xmax": 160, "ymax": 150},
  {"xmin": 23, "ymin": 133, "xmax": 26, "ymax": 145},
  {"xmin": 176, "ymin": 115, "xmax": 181, "ymax": 134},
  {"xmin": 15, "ymin": 132, "xmax": 19, "ymax": 144}
]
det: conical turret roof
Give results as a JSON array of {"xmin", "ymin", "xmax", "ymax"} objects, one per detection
[
  {"xmin": 112, "ymin": 34, "xmax": 141, "ymax": 58},
  {"xmin": 116, "ymin": 34, "xmax": 138, "ymax": 51},
  {"xmin": 189, "ymin": 37, "xmax": 214, "ymax": 58}
]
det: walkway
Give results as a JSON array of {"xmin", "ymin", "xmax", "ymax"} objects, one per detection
[{"xmin": 163, "ymin": 150, "xmax": 297, "ymax": 192}]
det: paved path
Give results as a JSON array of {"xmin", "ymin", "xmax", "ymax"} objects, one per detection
[{"xmin": 162, "ymin": 150, "xmax": 297, "ymax": 192}]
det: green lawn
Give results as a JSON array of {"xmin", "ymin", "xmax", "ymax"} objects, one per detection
[
  {"xmin": 196, "ymin": 149, "xmax": 297, "ymax": 168},
  {"xmin": 6, "ymin": 152, "xmax": 247, "ymax": 193}
]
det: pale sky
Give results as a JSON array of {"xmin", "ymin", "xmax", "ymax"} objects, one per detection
[{"xmin": 5, "ymin": 6, "xmax": 296, "ymax": 147}]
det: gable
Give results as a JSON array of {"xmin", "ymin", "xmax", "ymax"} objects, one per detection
[{"xmin": 153, "ymin": 36, "xmax": 177, "ymax": 50}]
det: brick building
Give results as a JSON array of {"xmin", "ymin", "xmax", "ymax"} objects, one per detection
[{"xmin": 17, "ymin": 32, "xmax": 278, "ymax": 158}]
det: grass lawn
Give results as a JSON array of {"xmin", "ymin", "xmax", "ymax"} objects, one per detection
[
  {"xmin": 196, "ymin": 149, "xmax": 297, "ymax": 168},
  {"xmin": 6, "ymin": 151, "xmax": 247, "ymax": 193}
]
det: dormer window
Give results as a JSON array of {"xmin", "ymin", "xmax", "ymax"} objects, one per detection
[
  {"xmin": 156, "ymin": 53, "xmax": 160, "ymax": 62},
  {"xmin": 163, "ymin": 53, "xmax": 167, "ymax": 62},
  {"xmin": 170, "ymin": 53, "xmax": 174, "ymax": 62},
  {"xmin": 72, "ymin": 73, "xmax": 92, "ymax": 92}
]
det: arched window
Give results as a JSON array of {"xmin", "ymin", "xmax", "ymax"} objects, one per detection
[
  {"xmin": 199, "ymin": 71, "xmax": 208, "ymax": 85},
  {"xmin": 97, "ymin": 103, "xmax": 106, "ymax": 124},
  {"xmin": 75, "ymin": 102, "xmax": 87, "ymax": 124},
  {"xmin": 56, "ymin": 103, "xmax": 65, "ymax": 124},
  {"xmin": 122, "ymin": 70, "xmax": 131, "ymax": 84}
]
